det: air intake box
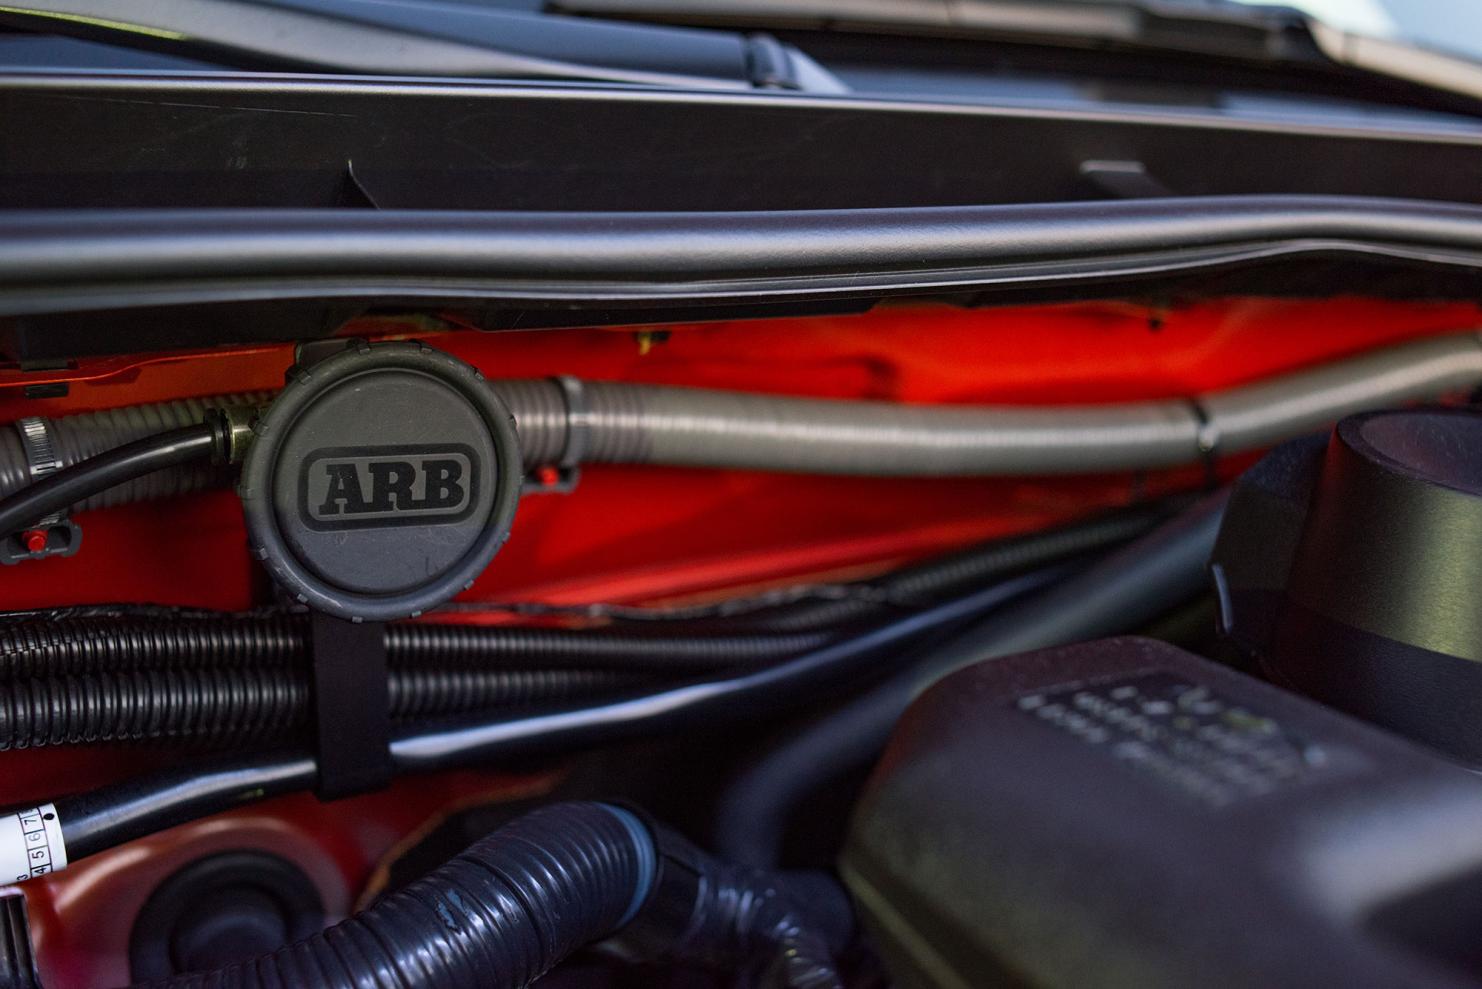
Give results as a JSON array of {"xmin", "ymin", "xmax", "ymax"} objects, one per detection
[{"xmin": 843, "ymin": 637, "xmax": 1482, "ymax": 989}]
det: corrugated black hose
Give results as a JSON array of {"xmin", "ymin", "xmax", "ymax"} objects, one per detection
[
  {"xmin": 48, "ymin": 565, "xmax": 1067, "ymax": 863},
  {"xmin": 0, "ymin": 615, "xmax": 833, "ymax": 678},
  {"xmin": 0, "ymin": 506, "xmax": 1159, "ymax": 749},
  {"xmin": 126, "ymin": 801, "xmax": 851, "ymax": 989},
  {"xmin": 0, "ymin": 618, "xmax": 837, "ymax": 748},
  {"xmin": 0, "ymin": 666, "xmax": 652, "ymax": 749}
]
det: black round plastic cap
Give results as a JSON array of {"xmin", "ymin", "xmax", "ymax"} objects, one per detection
[{"xmin": 241, "ymin": 341, "xmax": 521, "ymax": 622}]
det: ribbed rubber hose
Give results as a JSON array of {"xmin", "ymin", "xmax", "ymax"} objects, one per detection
[
  {"xmin": 4, "ymin": 333, "xmax": 1479, "ymax": 494},
  {"xmin": 124, "ymin": 801, "xmax": 851, "ymax": 989},
  {"xmin": 0, "ymin": 394, "xmax": 265, "ymax": 511},
  {"xmin": 0, "ymin": 616, "xmax": 833, "ymax": 679},
  {"xmin": 498, "ymin": 333, "xmax": 1482, "ymax": 475},
  {"xmin": 385, "ymin": 623, "xmax": 832, "ymax": 673},
  {"xmin": 0, "ymin": 667, "xmax": 648, "ymax": 750},
  {"xmin": 128, "ymin": 801, "xmax": 653, "ymax": 989},
  {"xmin": 713, "ymin": 491, "xmax": 1230, "ymax": 867}
]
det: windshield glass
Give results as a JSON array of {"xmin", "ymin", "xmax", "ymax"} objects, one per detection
[{"xmin": 1241, "ymin": 0, "xmax": 1482, "ymax": 61}]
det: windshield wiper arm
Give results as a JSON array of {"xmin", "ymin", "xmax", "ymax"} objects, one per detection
[
  {"xmin": 559, "ymin": 0, "xmax": 1482, "ymax": 106},
  {"xmin": 553, "ymin": 0, "xmax": 1320, "ymax": 64},
  {"xmin": 0, "ymin": 0, "xmax": 846, "ymax": 89}
]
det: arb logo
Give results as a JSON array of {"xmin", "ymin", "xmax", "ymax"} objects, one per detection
[{"xmin": 300, "ymin": 444, "xmax": 478, "ymax": 529}]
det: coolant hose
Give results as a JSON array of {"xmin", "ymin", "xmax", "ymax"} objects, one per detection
[
  {"xmin": 714, "ymin": 490, "xmax": 1230, "ymax": 867},
  {"xmin": 123, "ymin": 800, "xmax": 849, "ymax": 989}
]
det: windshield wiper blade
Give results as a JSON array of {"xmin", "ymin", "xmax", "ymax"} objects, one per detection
[{"xmin": 0, "ymin": 0, "xmax": 845, "ymax": 89}]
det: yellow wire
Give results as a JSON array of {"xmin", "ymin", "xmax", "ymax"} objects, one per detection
[{"xmin": 0, "ymin": 5, "xmax": 186, "ymax": 41}]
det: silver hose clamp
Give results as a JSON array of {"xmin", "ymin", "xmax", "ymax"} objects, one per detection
[
  {"xmin": 553, "ymin": 374, "xmax": 590, "ymax": 471},
  {"xmin": 17, "ymin": 417, "xmax": 61, "ymax": 481},
  {"xmin": 1187, "ymin": 399, "xmax": 1221, "ymax": 488},
  {"xmin": 15, "ymin": 417, "xmax": 64, "ymax": 526},
  {"xmin": 523, "ymin": 375, "xmax": 585, "ymax": 494}
]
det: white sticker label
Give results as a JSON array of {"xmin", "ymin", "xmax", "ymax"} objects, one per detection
[{"xmin": 0, "ymin": 804, "xmax": 66, "ymax": 883}]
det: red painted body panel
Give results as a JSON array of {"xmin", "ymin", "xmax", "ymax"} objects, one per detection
[{"xmin": 2, "ymin": 296, "xmax": 1478, "ymax": 983}]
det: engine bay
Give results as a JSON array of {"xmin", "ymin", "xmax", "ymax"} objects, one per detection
[
  {"xmin": 0, "ymin": 297, "xmax": 1476, "ymax": 987},
  {"xmin": 8, "ymin": 4, "xmax": 1482, "ymax": 984}
]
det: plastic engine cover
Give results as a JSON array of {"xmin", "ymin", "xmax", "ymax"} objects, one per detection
[{"xmin": 843, "ymin": 637, "xmax": 1482, "ymax": 989}]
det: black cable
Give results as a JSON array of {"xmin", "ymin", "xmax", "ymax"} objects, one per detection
[
  {"xmin": 387, "ymin": 564, "xmax": 1069, "ymax": 772},
  {"xmin": 708, "ymin": 503, "xmax": 1170, "ymax": 633},
  {"xmin": 50, "ymin": 564, "xmax": 1066, "ymax": 863},
  {"xmin": 62, "ymin": 750, "xmax": 319, "ymax": 860},
  {"xmin": 0, "ymin": 511, "xmax": 1163, "ymax": 749},
  {"xmin": 0, "ymin": 506, "xmax": 1167, "ymax": 696},
  {"xmin": 0, "ymin": 615, "xmax": 306, "ymax": 677},
  {"xmin": 0, "ymin": 502, "xmax": 1168, "ymax": 633},
  {"xmin": 713, "ymin": 491, "xmax": 1230, "ymax": 867},
  {"xmin": 0, "ymin": 424, "xmax": 217, "ymax": 536}
]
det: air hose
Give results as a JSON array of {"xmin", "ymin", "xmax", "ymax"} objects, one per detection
[
  {"xmin": 123, "ymin": 800, "xmax": 852, "ymax": 989},
  {"xmin": 0, "ymin": 394, "xmax": 264, "ymax": 509},
  {"xmin": 0, "ymin": 424, "xmax": 221, "ymax": 537},
  {"xmin": 498, "ymin": 332, "xmax": 1482, "ymax": 475},
  {"xmin": 3, "ymin": 333, "xmax": 1479, "ymax": 509}
]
